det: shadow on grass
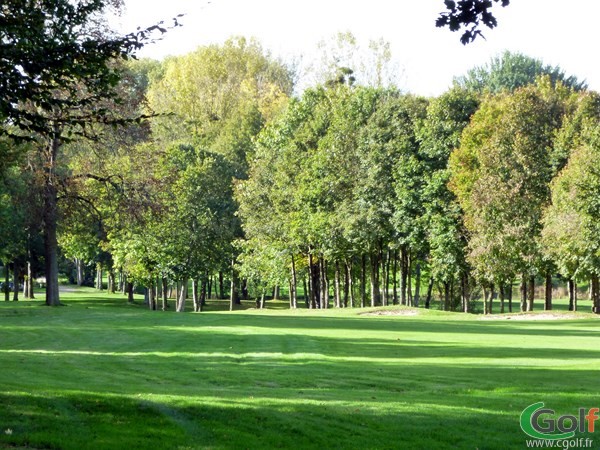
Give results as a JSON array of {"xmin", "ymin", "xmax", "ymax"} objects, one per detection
[{"xmin": 0, "ymin": 388, "xmax": 574, "ymax": 450}]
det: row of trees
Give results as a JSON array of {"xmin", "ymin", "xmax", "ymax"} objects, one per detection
[{"xmin": 1, "ymin": 1, "xmax": 597, "ymax": 314}]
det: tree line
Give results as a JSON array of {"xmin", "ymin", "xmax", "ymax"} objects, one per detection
[{"xmin": 1, "ymin": 2, "xmax": 598, "ymax": 314}]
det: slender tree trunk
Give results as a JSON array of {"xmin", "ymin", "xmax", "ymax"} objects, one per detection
[
  {"xmin": 334, "ymin": 261, "xmax": 341, "ymax": 308},
  {"xmin": 126, "ymin": 281, "xmax": 134, "ymax": 304},
  {"xmin": 499, "ymin": 283, "xmax": 505, "ymax": 314},
  {"xmin": 400, "ymin": 247, "xmax": 408, "ymax": 306},
  {"xmin": 413, "ymin": 262, "xmax": 421, "ymax": 307},
  {"xmin": 489, "ymin": 283, "xmax": 495, "ymax": 314},
  {"xmin": 483, "ymin": 285, "xmax": 489, "ymax": 315},
  {"xmin": 23, "ymin": 263, "xmax": 30, "ymax": 299},
  {"xmin": 108, "ymin": 271, "xmax": 116, "ymax": 294},
  {"xmin": 370, "ymin": 252, "xmax": 378, "ymax": 307},
  {"xmin": 381, "ymin": 249, "xmax": 389, "ymax": 307},
  {"xmin": 346, "ymin": 259, "xmax": 354, "ymax": 308},
  {"xmin": 568, "ymin": 278, "xmax": 575, "ymax": 311},
  {"xmin": 200, "ymin": 277, "xmax": 207, "ymax": 312},
  {"xmin": 407, "ymin": 252, "xmax": 412, "ymax": 306},
  {"xmin": 461, "ymin": 273, "xmax": 469, "ymax": 313},
  {"xmin": 392, "ymin": 250, "xmax": 398, "ymax": 305},
  {"xmin": 176, "ymin": 278, "xmax": 188, "ymax": 312},
  {"xmin": 544, "ymin": 272, "xmax": 552, "ymax": 311},
  {"xmin": 520, "ymin": 274, "xmax": 527, "ymax": 312},
  {"xmin": 219, "ymin": 271, "xmax": 224, "ymax": 299},
  {"xmin": 308, "ymin": 253, "xmax": 315, "ymax": 309},
  {"xmin": 425, "ymin": 276, "xmax": 434, "ymax": 309},
  {"xmin": 508, "ymin": 280, "xmax": 513, "ymax": 313},
  {"xmin": 4, "ymin": 263, "xmax": 9, "ymax": 302},
  {"xmin": 443, "ymin": 281, "xmax": 450, "ymax": 311},
  {"xmin": 44, "ymin": 135, "xmax": 60, "ymax": 306},
  {"xmin": 360, "ymin": 254, "xmax": 366, "ymax": 308},
  {"xmin": 229, "ymin": 259, "xmax": 236, "ymax": 311},
  {"xmin": 75, "ymin": 258, "xmax": 83, "ymax": 286},
  {"xmin": 161, "ymin": 277, "xmax": 168, "ymax": 310},
  {"xmin": 12, "ymin": 263, "xmax": 19, "ymax": 301},
  {"xmin": 303, "ymin": 275, "xmax": 308, "ymax": 308},
  {"xmin": 192, "ymin": 278, "xmax": 199, "ymax": 312},
  {"xmin": 207, "ymin": 276, "xmax": 213, "ymax": 300},
  {"xmin": 590, "ymin": 273, "xmax": 600, "ymax": 314},
  {"xmin": 148, "ymin": 281, "xmax": 156, "ymax": 310},
  {"xmin": 526, "ymin": 275, "xmax": 535, "ymax": 312},
  {"xmin": 321, "ymin": 257, "xmax": 329, "ymax": 309},
  {"xmin": 291, "ymin": 254, "xmax": 298, "ymax": 309},
  {"xmin": 96, "ymin": 263, "xmax": 103, "ymax": 290},
  {"xmin": 260, "ymin": 289, "xmax": 266, "ymax": 309}
]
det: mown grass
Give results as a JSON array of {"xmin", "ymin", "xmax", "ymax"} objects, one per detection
[{"xmin": 0, "ymin": 288, "xmax": 599, "ymax": 449}]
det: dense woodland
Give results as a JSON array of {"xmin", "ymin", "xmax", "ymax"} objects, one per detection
[{"xmin": 2, "ymin": 2, "xmax": 599, "ymax": 314}]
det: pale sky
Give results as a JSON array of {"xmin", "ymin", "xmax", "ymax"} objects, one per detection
[{"xmin": 113, "ymin": 0, "xmax": 600, "ymax": 97}]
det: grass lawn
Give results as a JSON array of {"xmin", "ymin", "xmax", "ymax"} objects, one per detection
[{"xmin": 0, "ymin": 288, "xmax": 599, "ymax": 449}]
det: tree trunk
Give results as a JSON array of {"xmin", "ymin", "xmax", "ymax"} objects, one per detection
[
  {"xmin": 308, "ymin": 253, "xmax": 315, "ymax": 309},
  {"xmin": 381, "ymin": 249, "xmax": 389, "ymax": 307},
  {"xmin": 12, "ymin": 263, "xmax": 19, "ymax": 301},
  {"xmin": 177, "ymin": 278, "xmax": 188, "ymax": 312},
  {"xmin": 392, "ymin": 250, "xmax": 398, "ymax": 305},
  {"xmin": 400, "ymin": 247, "xmax": 408, "ymax": 306},
  {"xmin": 96, "ymin": 263, "xmax": 103, "ymax": 290},
  {"xmin": 489, "ymin": 283, "xmax": 495, "ymax": 314},
  {"xmin": 290, "ymin": 254, "xmax": 298, "ymax": 309},
  {"xmin": 413, "ymin": 262, "xmax": 421, "ymax": 307},
  {"xmin": 499, "ymin": 283, "xmax": 505, "ymax": 314},
  {"xmin": 108, "ymin": 271, "xmax": 115, "ymax": 294},
  {"xmin": 520, "ymin": 274, "xmax": 527, "ymax": 312},
  {"xmin": 192, "ymin": 278, "xmax": 200, "ymax": 312},
  {"xmin": 320, "ymin": 257, "xmax": 329, "ymax": 309},
  {"xmin": 23, "ymin": 262, "xmax": 30, "ymax": 299},
  {"xmin": 507, "ymin": 281, "xmax": 513, "ymax": 313},
  {"xmin": 148, "ymin": 281, "xmax": 156, "ymax": 310},
  {"xmin": 334, "ymin": 261, "xmax": 341, "ymax": 308},
  {"xmin": 443, "ymin": 281, "xmax": 450, "ymax": 311},
  {"xmin": 544, "ymin": 272, "xmax": 552, "ymax": 311},
  {"xmin": 591, "ymin": 274, "xmax": 600, "ymax": 314},
  {"xmin": 303, "ymin": 275, "xmax": 308, "ymax": 308},
  {"xmin": 568, "ymin": 278, "xmax": 575, "ymax": 311},
  {"xmin": 425, "ymin": 276, "xmax": 434, "ymax": 309},
  {"xmin": 526, "ymin": 275, "xmax": 534, "ymax": 312},
  {"xmin": 161, "ymin": 277, "xmax": 168, "ymax": 310},
  {"xmin": 346, "ymin": 259, "xmax": 354, "ymax": 308},
  {"xmin": 44, "ymin": 135, "xmax": 60, "ymax": 306},
  {"xmin": 483, "ymin": 285, "xmax": 489, "ymax": 315},
  {"xmin": 407, "ymin": 251, "xmax": 412, "ymax": 306},
  {"xmin": 75, "ymin": 258, "xmax": 83, "ymax": 286},
  {"xmin": 219, "ymin": 271, "xmax": 224, "ymax": 299},
  {"xmin": 126, "ymin": 281, "xmax": 134, "ymax": 303},
  {"xmin": 260, "ymin": 289, "xmax": 266, "ymax": 309},
  {"xmin": 229, "ymin": 259, "xmax": 237, "ymax": 311},
  {"xmin": 360, "ymin": 254, "xmax": 366, "ymax": 308},
  {"xmin": 369, "ymin": 252, "xmax": 378, "ymax": 307},
  {"xmin": 4, "ymin": 263, "xmax": 9, "ymax": 302},
  {"xmin": 461, "ymin": 273, "xmax": 469, "ymax": 313}
]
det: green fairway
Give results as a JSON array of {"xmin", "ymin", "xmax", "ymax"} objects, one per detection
[{"xmin": 1, "ymin": 290, "xmax": 599, "ymax": 449}]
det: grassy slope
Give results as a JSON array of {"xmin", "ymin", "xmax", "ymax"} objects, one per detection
[{"xmin": 0, "ymin": 289, "xmax": 598, "ymax": 449}]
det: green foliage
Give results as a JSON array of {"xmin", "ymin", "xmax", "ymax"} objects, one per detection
[{"xmin": 455, "ymin": 51, "xmax": 587, "ymax": 94}]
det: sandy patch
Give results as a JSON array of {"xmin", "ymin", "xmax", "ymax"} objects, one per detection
[
  {"xmin": 361, "ymin": 309, "xmax": 420, "ymax": 317},
  {"xmin": 479, "ymin": 313, "xmax": 589, "ymax": 321}
]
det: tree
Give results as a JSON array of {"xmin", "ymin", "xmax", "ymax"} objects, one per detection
[
  {"xmin": 0, "ymin": 0, "xmax": 178, "ymax": 306},
  {"xmin": 455, "ymin": 51, "xmax": 587, "ymax": 94},
  {"xmin": 436, "ymin": 0, "xmax": 510, "ymax": 44},
  {"xmin": 418, "ymin": 87, "xmax": 480, "ymax": 311},
  {"xmin": 450, "ymin": 80, "xmax": 572, "ymax": 312}
]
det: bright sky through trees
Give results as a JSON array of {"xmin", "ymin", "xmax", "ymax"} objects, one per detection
[{"xmin": 113, "ymin": 0, "xmax": 600, "ymax": 96}]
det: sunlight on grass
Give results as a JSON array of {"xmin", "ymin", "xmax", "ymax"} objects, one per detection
[{"xmin": 0, "ymin": 291, "xmax": 599, "ymax": 449}]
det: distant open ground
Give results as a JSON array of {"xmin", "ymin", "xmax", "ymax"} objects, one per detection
[{"xmin": 0, "ymin": 287, "xmax": 598, "ymax": 449}]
